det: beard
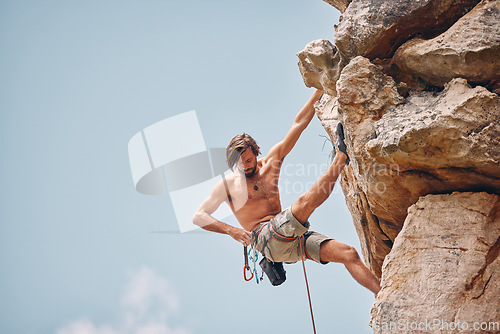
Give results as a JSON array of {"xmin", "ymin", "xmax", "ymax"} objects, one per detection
[{"xmin": 244, "ymin": 166, "xmax": 257, "ymax": 178}]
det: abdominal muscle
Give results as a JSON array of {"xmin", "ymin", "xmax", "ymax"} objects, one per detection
[{"xmin": 233, "ymin": 198, "xmax": 282, "ymax": 231}]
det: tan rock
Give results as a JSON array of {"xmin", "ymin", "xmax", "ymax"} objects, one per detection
[
  {"xmin": 322, "ymin": 56, "xmax": 406, "ymax": 276},
  {"xmin": 336, "ymin": 56, "xmax": 404, "ymax": 122},
  {"xmin": 370, "ymin": 192, "xmax": 500, "ymax": 334},
  {"xmin": 322, "ymin": 0, "xmax": 351, "ymax": 13},
  {"xmin": 315, "ymin": 56, "xmax": 500, "ymax": 276},
  {"xmin": 297, "ymin": 39, "xmax": 347, "ymax": 96},
  {"xmin": 334, "ymin": 0, "xmax": 480, "ymax": 61},
  {"xmin": 304, "ymin": 0, "xmax": 500, "ymax": 328},
  {"xmin": 366, "ymin": 78, "xmax": 500, "ymax": 181},
  {"xmin": 394, "ymin": 0, "xmax": 500, "ymax": 86},
  {"xmin": 314, "ymin": 94, "xmax": 339, "ymax": 143}
]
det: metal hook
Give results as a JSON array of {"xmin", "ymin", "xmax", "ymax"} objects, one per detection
[
  {"xmin": 244, "ymin": 265, "xmax": 254, "ymax": 281},
  {"xmin": 243, "ymin": 246, "xmax": 254, "ymax": 282}
]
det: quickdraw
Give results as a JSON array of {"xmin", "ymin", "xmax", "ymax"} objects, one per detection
[
  {"xmin": 242, "ymin": 224, "xmax": 266, "ymax": 284},
  {"xmin": 243, "ymin": 246, "xmax": 254, "ymax": 281},
  {"xmin": 243, "ymin": 245, "xmax": 263, "ymax": 284}
]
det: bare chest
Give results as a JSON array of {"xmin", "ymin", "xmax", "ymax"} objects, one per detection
[
  {"xmin": 227, "ymin": 172, "xmax": 280, "ymax": 210},
  {"xmin": 245, "ymin": 175, "xmax": 277, "ymax": 200}
]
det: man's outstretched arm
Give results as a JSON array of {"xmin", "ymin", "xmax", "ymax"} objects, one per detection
[
  {"xmin": 192, "ymin": 179, "xmax": 252, "ymax": 246},
  {"xmin": 265, "ymin": 89, "xmax": 323, "ymax": 162}
]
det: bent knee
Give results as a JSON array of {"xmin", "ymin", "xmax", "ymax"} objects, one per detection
[
  {"xmin": 294, "ymin": 192, "xmax": 313, "ymax": 211},
  {"xmin": 291, "ymin": 193, "xmax": 315, "ymax": 223}
]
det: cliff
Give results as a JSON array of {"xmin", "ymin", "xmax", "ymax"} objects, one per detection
[{"xmin": 299, "ymin": 0, "xmax": 500, "ymax": 332}]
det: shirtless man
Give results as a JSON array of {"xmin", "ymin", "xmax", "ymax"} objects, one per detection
[{"xmin": 193, "ymin": 90, "xmax": 380, "ymax": 294}]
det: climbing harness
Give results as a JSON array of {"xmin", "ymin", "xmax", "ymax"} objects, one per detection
[{"xmin": 242, "ymin": 222, "xmax": 317, "ymax": 334}]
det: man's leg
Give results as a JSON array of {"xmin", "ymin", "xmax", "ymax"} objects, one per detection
[
  {"xmin": 319, "ymin": 240, "xmax": 381, "ymax": 294},
  {"xmin": 289, "ymin": 123, "xmax": 381, "ymax": 294},
  {"xmin": 291, "ymin": 122, "xmax": 350, "ymax": 223},
  {"xmin": 291, "ymin": 149, "xmax": 346, "ymax": 224},
  {"xmin": 290, "ymin": 156, "xmax": 381, "ymax": 294}
]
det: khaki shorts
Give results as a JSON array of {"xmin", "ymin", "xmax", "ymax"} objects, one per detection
[{"xmin": 253, "ymin": 207, "xmax": 332, "ymax": 264}]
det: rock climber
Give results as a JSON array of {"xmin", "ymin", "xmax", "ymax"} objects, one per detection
[{"xmin": 193, "ymin": 89, "xmax": 381, "ymax": 294}]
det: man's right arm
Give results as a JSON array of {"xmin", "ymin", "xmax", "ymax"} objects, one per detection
[
  {"xmin": 192, "ymin": 179, "xmax": 252, "ymax": 246},
  {"xmin": 263, "ymin": 89, "xmax": 323, "ymax": 164}
]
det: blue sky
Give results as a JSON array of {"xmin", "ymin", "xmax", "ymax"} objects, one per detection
[{"xmin": 1, "ymin": 1, "xmax": 375, "ymax": 333}]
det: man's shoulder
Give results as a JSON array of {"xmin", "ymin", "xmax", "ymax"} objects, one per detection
[
  {"xmin": 219, "ymin": 171, "xmax": 238, "ymax": 188},
  {"xmin": 222, "ymin": 170, "xmax": 238, "ymax": 181},
  {"xmin": 259, "ymin": 154, "xmax": 283, "ymax": 170},
  {"xmin": 258, "ymin": 155, "xmax": 271, "ymax": 165}
]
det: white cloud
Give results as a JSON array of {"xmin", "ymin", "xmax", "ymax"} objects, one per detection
[{"xmin": 57, "ymin": 267, "xmax": 191, "ymax": 334}]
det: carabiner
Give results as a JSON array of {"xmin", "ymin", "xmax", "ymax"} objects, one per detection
[{"xmin": 244, "ymin": 265, "xmax": 254, "ymax": 281}]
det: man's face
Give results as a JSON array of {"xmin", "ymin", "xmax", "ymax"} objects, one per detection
[{"xmin": 236, "ymin": 149, "xmax": 257, "ymax": 178}]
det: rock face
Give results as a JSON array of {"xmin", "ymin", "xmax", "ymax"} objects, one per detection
[
  {"xmin": 394, "ymin": 0, "xmax": 500, "ymax": 87},
  {"xmin": 334, "ymin": 0, "xmax": 481, "ymax": 60},
  {"xmin": 337, "ymin": 59, "xmax": 499, "ymax": 277},
  {"xmin": 371, "ymin": 192, "xmax": 500, "ymax": 333},
  {"xmin": 296, "ymin": 39, "xmax": 347, "ymax": 96},
  {"xmin": 299, "ymin": 0, "xmax": 500, "ymax": 331},
  {"xmin": 322, "ymin": 0, "xmax": 351, "ymax": 13}
]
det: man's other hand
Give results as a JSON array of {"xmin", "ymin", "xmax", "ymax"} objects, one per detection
[{"xmin": 229, "ymin": 227, "xmax": 253, "ymax": 246}]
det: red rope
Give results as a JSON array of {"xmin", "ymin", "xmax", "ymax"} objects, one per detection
[{"xmin": 300, "ymin": 236, "xmax": 317, "ymax": 334}]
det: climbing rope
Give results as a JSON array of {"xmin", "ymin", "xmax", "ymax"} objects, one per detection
[
  {"xmin": 242, "ymin": 230, "xmax": 317, "ymax": 334},
  {"xmin": 300, "ymin": 235, "xmax": 317, "ymax": 334}
]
